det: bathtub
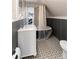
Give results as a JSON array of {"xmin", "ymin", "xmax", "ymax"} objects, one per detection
[{"xmin": 37, "ymin": 26, "xmax": 52, "ymax": 40}]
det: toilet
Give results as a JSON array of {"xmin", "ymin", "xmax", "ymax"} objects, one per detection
[{"xmin": 60, "ymin": 40, "xmax": 67, "ymax": 59}]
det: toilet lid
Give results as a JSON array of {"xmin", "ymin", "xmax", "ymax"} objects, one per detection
[{"xmin": 60, "ymin": 40, "xmax": 67, "ymax": 51}]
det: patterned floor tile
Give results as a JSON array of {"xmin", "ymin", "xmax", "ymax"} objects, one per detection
[{"xmin": 23, "ymin": 36, "xmax": 63, "ymax": 59}]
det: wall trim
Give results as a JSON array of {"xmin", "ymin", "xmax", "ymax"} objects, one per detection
[
  {"xmin": 47, "ymin": 16, "xmax": 67, "ymax": 19},
  {"xmin": 12, "ymin": 14, "xmax": 24, "ymax": 22}
]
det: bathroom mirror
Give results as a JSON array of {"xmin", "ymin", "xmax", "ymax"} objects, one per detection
[
  {"xmin": 26, "ymin": 7, "xmax": 34, "ymax": 25},
  {"xmin": 19, "ymin": 0, "xmax": 35, "ymax": 25}
]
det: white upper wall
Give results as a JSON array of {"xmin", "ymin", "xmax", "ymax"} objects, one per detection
[
  {"xmin": 41, "ymin": 0, "xmax": 67, "ymax": 17},
  {"xmin": 12, "ymin": 0, "xmax": 67, "ymax": 21},
  {"xmin": 26, "ymin": 0, "xmax": 67, "ymax": 17}
]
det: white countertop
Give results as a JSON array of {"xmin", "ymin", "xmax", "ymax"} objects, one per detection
[{"xmin": 18, "ymin": 25, "xmax": 37, "ymax": 31}]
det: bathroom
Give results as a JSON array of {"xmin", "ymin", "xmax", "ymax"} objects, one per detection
[{"xmin": 12, "ymin": 0, "xmax": 67, "ymax": 59}]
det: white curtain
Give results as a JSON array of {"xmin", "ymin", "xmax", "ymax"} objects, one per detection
[{"xmin": 38, "ymin": 4, "xmax": 46, "ymax": 28}]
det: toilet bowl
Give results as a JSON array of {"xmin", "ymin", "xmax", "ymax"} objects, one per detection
[{"xmin": 60, "ymin": 40, "xmax": 67, "ymax": 59}]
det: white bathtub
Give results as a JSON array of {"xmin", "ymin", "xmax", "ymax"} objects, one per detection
[{"xmin": 37, "ymin": 26, "xmax": 52, "ymax": 40}]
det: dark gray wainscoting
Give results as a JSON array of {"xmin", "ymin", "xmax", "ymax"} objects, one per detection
[
  {"xmin": 12, "ymin": 19, "xmax": 26, "ymax": 54},
  {"xmin": 46, "ymin": 18, "xmax": 67, "ymax": 41}
]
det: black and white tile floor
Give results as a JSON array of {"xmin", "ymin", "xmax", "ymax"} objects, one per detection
[{"xmin": 23, "ymin": 36, "xmax": 63, "ymax": 59}]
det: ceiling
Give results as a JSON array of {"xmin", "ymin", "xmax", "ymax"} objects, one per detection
[{"xmin": 25, "ymin": 0, "xmax": 67, "ymax": 17}]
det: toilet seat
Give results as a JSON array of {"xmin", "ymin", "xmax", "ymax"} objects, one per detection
[
  {"xmin": 60, "ymin": 40, "xmax": 67, "ymax": 59},
  {"xmin": 60, "ymin": 40, "xmax": 67, "ymax": 51}
]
